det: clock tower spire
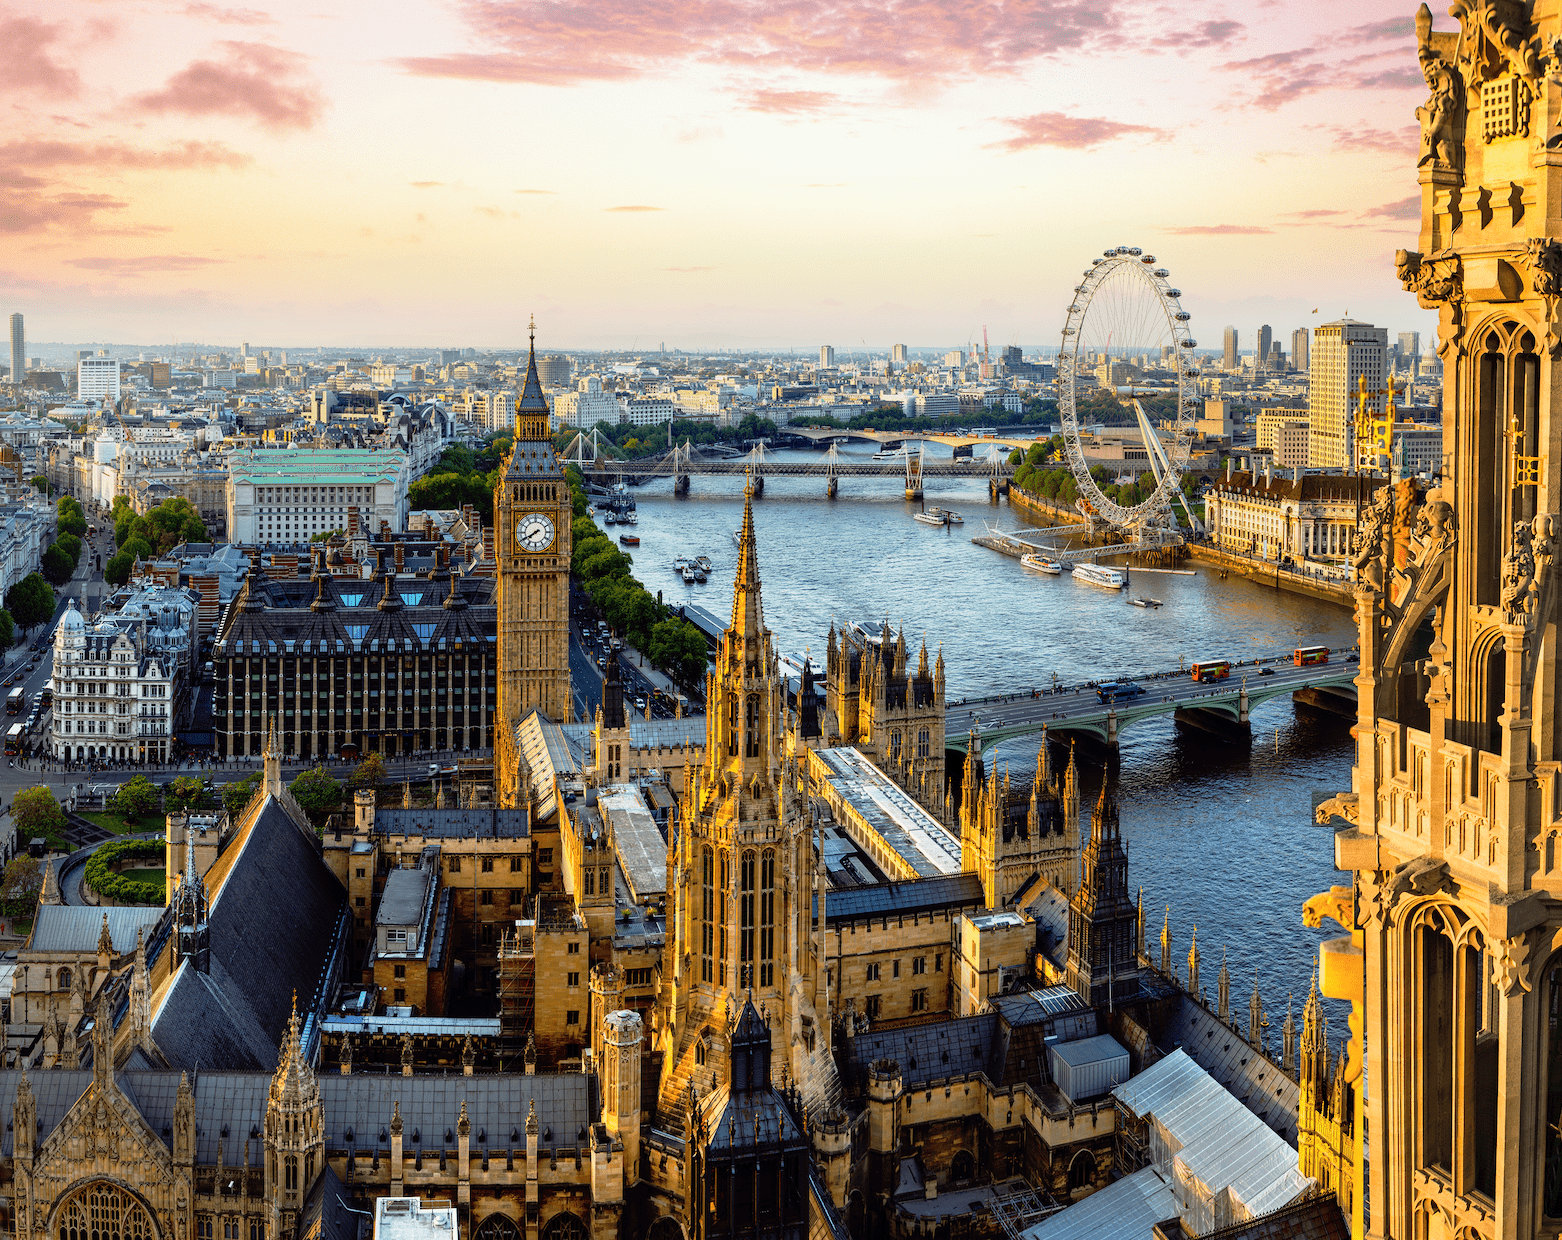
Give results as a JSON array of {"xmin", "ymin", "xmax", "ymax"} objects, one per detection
[{"xmin": 494, "ymin": 318, "xmax": 574, "ymax": 805}]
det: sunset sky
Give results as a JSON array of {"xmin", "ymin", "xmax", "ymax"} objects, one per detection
[{"xmin": 1, "ymin": 0, "xmax": 1437, "ymax": 350}]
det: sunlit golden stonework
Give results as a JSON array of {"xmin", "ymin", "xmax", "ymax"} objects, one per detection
[{"xmin": 1310, "ymin": 3, "xmax": 1562, "ymax": 1236}]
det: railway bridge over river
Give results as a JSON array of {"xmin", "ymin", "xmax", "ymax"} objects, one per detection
[
  {"xmin": 569, "ymin": 438, "xmax": 1017, "ymax": 499},
  {"xmin": 944, "ymin": 652, "xmax": 1358, "ymax": 750}
]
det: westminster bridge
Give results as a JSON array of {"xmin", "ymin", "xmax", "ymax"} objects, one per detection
[{"xmin": 945, "ymin": 652, "xmax": 1358, "ymax": 750}]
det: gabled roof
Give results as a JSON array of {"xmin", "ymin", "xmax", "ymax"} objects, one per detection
[
  {"xmin": 29, "ymin": 906, "xmax": 163, "ymax": 954},
  {"xmin": 151, "ymin": 795, "xmax": 347, "ymax": 1071}
]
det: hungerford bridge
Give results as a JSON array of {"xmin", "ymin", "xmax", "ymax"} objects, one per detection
[
  {"xmin": 943, "ymin": 651, "xmax": 1358, "ymax": 750},
  {"xmin": 562, "ymin": 434, "xmax": 1018, "ymax": 499}
]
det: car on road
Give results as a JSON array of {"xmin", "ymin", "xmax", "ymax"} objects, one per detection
[
  {"xmin": 1259, "ymin": 667, "xmax": 1275, "ymax": 676},
  {"xmin": 634, "ymin": 697, "xmax": 646, "ymax": 711}
]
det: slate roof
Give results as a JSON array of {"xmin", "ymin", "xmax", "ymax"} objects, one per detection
[
  {"xmin": 1195, "ymin": 1194, "xmax": 1348, "ymax": 1240},
  {"xmin": 298, "ymin": 1166, "xmax": 362, "ymax": 1240},
  {"xmin": 0, "ymin": 1069, "xmax": 596, "ymax": 1163},
  {"xmin": 152, "ymin": 795, "xmax": 348, "ymax": 1071},
  {"xmin": 217, "ymin": 573, "xmax": 495, "ymax": 655},
  {"xmin": 697, "ymin": 1083, "xmax": 806, "ymax": 1152},
  {"xmin": 372, "ymin": 808, "xmax": 528, "ymax": 839},
  {"xmin": 846, "ymin": 1015, "xmax": 998, "ymax": 1090},
  {"xmin": 813, "ymin": 873, "xmax": 985, "ymax": 924},
  {"xmin": 29, "ymin": 906, "xmax": 164, "ymax": 953}
]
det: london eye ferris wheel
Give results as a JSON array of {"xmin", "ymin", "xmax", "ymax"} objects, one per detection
[{"xmin": 1055, "ymin": 246, "xmax": 1200, "ymax": 532}]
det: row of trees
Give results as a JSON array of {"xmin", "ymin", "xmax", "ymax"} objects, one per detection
[
  {"xmin": 565, "ymin": 467, "xmax": 709, "ymax": 686},
  {"xmin": 36, "ymin": 496, "xmax": 89, "ymax": 586},
  {"xmin": 105, "ymin": 496, "xmax": 207, "ymax": 585},
  {"xmin": 407, "ymin": 437, "xmax": 514, "ymax": 527},
  {"xmin": 1009, "ymin": 441, "xmax": 1200, "ymax": 515}
]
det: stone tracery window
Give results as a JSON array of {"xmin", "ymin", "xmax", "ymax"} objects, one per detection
[
  {"xmin": 540, "ymin": 1214, "xmax": 586, "ymax": 1240},
  {"xmin": 58, "ymin": 1184, "xmax": 155, "ymax": 1240}
]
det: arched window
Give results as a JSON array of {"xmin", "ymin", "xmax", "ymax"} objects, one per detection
[
  {"xmin": 740, "ymin": 851, "xmax": 755, "ymax": 980},
  {"xmin": 57, "ymin": 1184, "xmax": 155, "ymax": 1240},
  {"xmin": 1067, "ymin": 1150, "xmax": 1095, "ymax": 1193},
  {"xmin": 949, "ymin": 1150, "xmax": 975, "ymax": 1183},
  {"xmin": 700, "ymin": 847, "xmax": 714, "ymax": 983},
  {"xmin": 540, "ymin": 1214, "xmax": 587, "ymax": 1240},
  {"xmin": 759, "ymin": 849, "xmax": 775, "ymax": 988},
  {"xmin": 473, "ymin": 1216, "xmax": 522, "ymax": 1240},
  {"xmin": 728, "ymin": 694, "xmax": 738, "ymax": 756},
  {"xmin": 889, "ymin": 731, "xmax": 901, "ymax": 764},
  {"xmin": 58, "ymin": 968, "xmax": 71, "ymax": 991},
  {"xmin": 285, "ymin": 1156, "xmax": 298, "ymax": 1192},
  {"xmin": 917, "ymin": 729, "xmax": 929, "ymax": 758}
]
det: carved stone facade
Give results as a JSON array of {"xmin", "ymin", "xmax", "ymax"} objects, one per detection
[{"xmin": 1324, "ymin": 6, "xmax": 1562, "ymax": 1236}]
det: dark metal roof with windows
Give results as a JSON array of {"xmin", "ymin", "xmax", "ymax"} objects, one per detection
[
  {"xmin": 372, "ymin": 808, "xmax": 528, "ymax": 839},
  {"xmin": 846, "ymin": 1014, "xmax": 999, "ymax": 1089},
  {"xmin": 812, "ymin": 873, "xmax": 985, "ymax": 924}
]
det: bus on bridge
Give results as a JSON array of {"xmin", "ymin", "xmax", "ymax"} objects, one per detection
[
  {"xmin": 1293, "ymin": 645, "xmax": 1330, "ymax": 666},
  {"xmin": 1190, "ymin": 659, "xmax": 1231, "ymax": 683}
]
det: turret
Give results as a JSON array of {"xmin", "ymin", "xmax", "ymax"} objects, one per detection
[
  {"xmin": 1217, "ymin": 950, "xmax": 1231, "ymax": 1023},
  {"xmin": 265, "ymin": 1001, "xmax": 324, "ymax": 1240},
  {"xmin": 1248, "ymin": 969, "xmax": 1264, "ymax": 1047},
  {"xmin": 602, "ymin": 1009, "xmax": 643, "ymax": 1180},
  {"xmin": 1187, "ymin": 925, "xmax": 1200, "ymax": 998}
]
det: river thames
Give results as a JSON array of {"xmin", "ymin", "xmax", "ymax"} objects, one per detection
[{"xmin": 609, "ymin": 443, "xmax": 1359, "ymax": 1031}]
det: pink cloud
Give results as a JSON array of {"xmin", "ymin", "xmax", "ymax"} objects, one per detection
[
  {"xmin": 182, "ymin": 3, "xmax": 278, "ymax": 25},
  {"xmin": 136, "ymin": 41, "xmax": 323, "ymax": 130},
  {"xmin": 1317, "ymin": 122, "xmax": 1416, "ymax": 153},
  {"xmin": 990, "ymin": 111, "xmax": 1159, "ymax": 152},
  {"xmin": 606, "ymin": 205, "xmax": 663, "ymax": 212},
  {"xmin": 0, "ymin": 139, "xmax": 250, "ymax": 170},
  {"xmin": 744, "ymin": 89, "xmax": 840, "ymax": 114},
  {"xmin": 0, "ymin": 14, "xmax": 81, "ymax": 96},
  {"xmin": 0, "ymin": 184, "xmax": 127, "ymax": 236},
  {"xmin": 1162, "ymin": 224, "xmax": 1273, "ymax": 235},
  {"xmin": 66, "ymin": 255, "xmax": 223, "ymax": 273},
  {"xmin": 1363, "ymin": 194, "xmax": 1418, "ymax": 220},
  {"xmin": 1158, "ymin": 19, "xmax": 1244, "ymax": 49},
  {"xmin": 1281, "ymin": 209, "xmax": 1345, "ymax": 219},
  {"xmin": 1220, "ymin": 39, "xmax": 1421, "ymax": 110},
  {"xmin": 397, "ymin": 0, "xmax": 1129, "ymax": 87}
]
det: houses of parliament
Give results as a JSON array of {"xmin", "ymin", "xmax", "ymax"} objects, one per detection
[{"xmin": 12, "ymin": 2, "xmax": 1562, "ymax": 1230}]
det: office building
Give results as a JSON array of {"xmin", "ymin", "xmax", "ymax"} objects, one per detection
[
  {"xmin": 1307, "ymin": 319, "xmax": 1385, "ymax": 470},
  {"xmin": 552, "ymin": 376, "xmax": 619, "ymax": 429},
  {"xmin": 49, "ymin": 598, "xmax": 177, "ymax": 764},
  {"xmin": 1222, "ymin": 326, "xmax": 1238, "ymax": 371},
  {"xmin": 536, "ymin": 354, "xmax": 571, "ymax": 388},
  {"xmin": 213, "ymin": 552, "xmax": 497, "ymax": 759},
  {"xmin": 225, "ymin": 447, "xmax": 412, "ymax": 544},
  {"xmin": 1291, "ymin": 327, "xmax": 1309, "ymax": 373},
  {"xmin": 891, "ymin": 343, "xmax": 908, "ymax": 363},
  {"xmin": 76, "ymin": 357, "xmax": 120, "ymax": 402},
  {"xmin": 8, "ymin": 314, "xmax": 21, "ymax": 384},
  {"xmin": 1256, "ymin": 324, "xmax": 1272, "ymax": 369},
  {"xmin": 819, "ymin": 345, "xmax": 835, "ymax": 369},
  {"xmin": 1255, "ymin": 407, "xmax": 1309, "ymax": 451}
]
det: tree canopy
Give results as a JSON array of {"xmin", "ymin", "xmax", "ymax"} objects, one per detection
[
  {"xmin": 0, "ymin": 856, "xmax": 42, "ymax": 920},
  {"xmin": 289, "ymin": 766, "xmax": 343, "ymax": 827},
  {"xmin": 4, "ymin": 575, "xmax": 52, "ymax": 630},
  {"xmin": 168, "ymin": 776, "xmax": 209, "ymax": 811},
  {"xmin": 347, "ymin": 753, "xmax": 387, "ymax": 790},
  {"xmin": 221, "ymin": 774, "xmax": 261, "ymax": 817},
  {"xmin": 111, "ymin": 775, "xmax": 160, "ymax": 822},
  {"xmin": 114, "ymin": 497, "xmax": 206, "ymax": 556},
  {"xmin": 12, "ymin": 786, "xmax": 65, "ymax": 849}
]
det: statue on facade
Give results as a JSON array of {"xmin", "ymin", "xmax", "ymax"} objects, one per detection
[
  {"xmin": 1501, "ymin": 520, "xmax": 1537, "ymax": 621},
  {"xmin": 1353, "ymin": 488, "xmax": 1395, "ymax": 590},
  {"xmin": 1416, "ymin": 58, "xmax": 1462, "ymax": 165}
]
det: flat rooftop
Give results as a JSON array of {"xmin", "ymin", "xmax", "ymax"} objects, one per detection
[
  {"xmin": 597, "ymin": 784, "xmax": 666, "ymax": 903},
  {"xmin": 809, "ymin": 747, "xmax": 962, "ymax": 878},
  {"xmin": 374, "ymin": 1199, "xmax": 456, "ymax": 1240}
]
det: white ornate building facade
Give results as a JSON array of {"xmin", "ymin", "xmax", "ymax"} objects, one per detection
[{"xmin": 49, "ymin": 599, "xmax": 175, "ymax": 763}]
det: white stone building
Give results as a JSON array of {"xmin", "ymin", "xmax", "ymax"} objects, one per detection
[
  {"xmin": 50, "ymin": 599, "xmax": 176, "ymax": 763},
  {"xmin": 1204, "ymin": 469, "xmax": 1386, "ymax": 564},
  {"xmin": 225, "ymin": 447, "xmax": 411, "ymax": 544}
]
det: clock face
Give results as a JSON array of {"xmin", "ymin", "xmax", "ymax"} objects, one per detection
[{"xmin": 517, "ymin": 512, "xmax": 555, "ymax": 552}]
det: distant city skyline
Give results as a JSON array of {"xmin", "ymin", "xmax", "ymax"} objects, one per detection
[{"xmin": 5, "ymin": 0, "xmax": 1434, "ymax": 345}]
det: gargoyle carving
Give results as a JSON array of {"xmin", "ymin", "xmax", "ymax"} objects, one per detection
[
  {"xmin": 1302, "ymin": 886, "xmax": 1355, "ymax": 933},
  {"xmin": 1388, "ymin": 856, "xmax": 1451, "ymax": 912},
  {"xmin": 1315, "ymin": 794, "xmax": 1360, "ymax": 826},
  {"xmin": 1492, "ymin": 932, "xmax": 1534, "ymax": 996},
  {"xmin": 1396, "ymin": 249, "xmax": 1466, "ymax": 356}
]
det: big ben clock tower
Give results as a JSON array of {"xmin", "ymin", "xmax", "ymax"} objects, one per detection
[{"xmin": 494, "ymin": 319, "xmax": 573, "ymax": 806}]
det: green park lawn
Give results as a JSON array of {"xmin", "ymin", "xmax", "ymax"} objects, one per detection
[{"xmin": 78, "ymin": 810, "xmax": 164, "ymax": 836}]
